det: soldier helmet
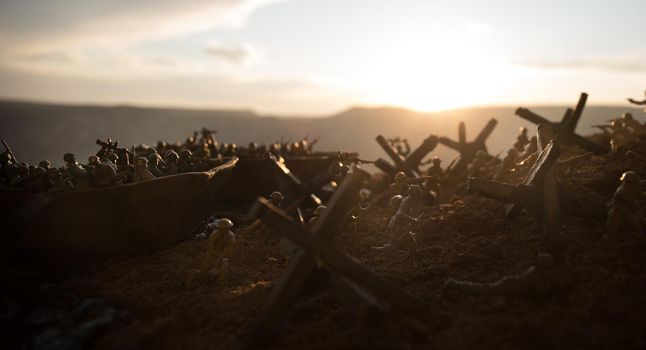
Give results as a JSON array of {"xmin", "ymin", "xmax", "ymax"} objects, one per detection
[
  {"xmin": 394, "ymin": 172, "xmax": 407, "ymax": 181},
  {"xmin": 519, "ymin": 126, "xmax": 528, "ymax": 133},
  {"xmin": 63, "ymin": 153, "xmax": 76, "ymax": 163},
  {"xmin": 180, "ymin": 149, "xmax": 192, "ymax": 159},
  {"xmin": 134, "ymin": 157, "xmax": 148, "ymax": 167},
  {"xmin": 165, "ymin": 150, "xmax": 179, "ymax": 161},
  {"xmin": 270, "ymin": 191, "xmax": 284, "ymax": 201},
  {"xmin": 105, "ymin": 151, "xmax": 119, "ymax": 162},
  {"xmin": 388, "ymin": 195, "xmax": 403, "ymax": 211},
  {"xmin": 620, "ymin": 171, "xmax": 639, "ymax": 183},
  {"xmin": 39, "ymin": 160, "xmax": 52, "ymax": 169},
  {"xmin": 87, "ymin": 155, "xmax": 99, "ymax": 164},
  {"xmin": 507, "ymin": 148, "xmax": 518, "ymax": 155},
  {"xmin": 313, "ymin": 205, "xmax": 327, "ymax": 216},
  {"xmin": 217, "ymin": 218, "xmax": 234, "ymax": 229},
  {"xmin": 622, "ymin": 113, "xmax": 634, "ymax": 121},
  {"xmin": 432, "ymin": 157, "xmax": 441, "ymax": 165}
]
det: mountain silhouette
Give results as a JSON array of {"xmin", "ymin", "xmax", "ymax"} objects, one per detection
[{"xmin": 1, "ymin": 100, "xmax": 643, "ymax": 167}]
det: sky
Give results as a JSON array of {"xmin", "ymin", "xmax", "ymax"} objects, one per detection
[{"xmin": 0, "ymin": 0, "xmax": 645, "ymax": 115}]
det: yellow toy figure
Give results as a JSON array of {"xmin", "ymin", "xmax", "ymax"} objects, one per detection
[
  {"xmin": 195, "ymin": 218, "xmax": 237, "ymax": 287},
  {"xmin": 607, "ymin": 171, "xmax": 643, "ymax": 240}
]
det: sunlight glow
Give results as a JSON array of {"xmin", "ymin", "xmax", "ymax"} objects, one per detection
[{"xmin": 357, "ymin": 28, "xmax": 514, "ymax": 112}]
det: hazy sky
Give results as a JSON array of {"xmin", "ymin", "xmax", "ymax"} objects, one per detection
[{"xmin": 1, "ymin": 0, "xmax": 645, "ymax": 115}]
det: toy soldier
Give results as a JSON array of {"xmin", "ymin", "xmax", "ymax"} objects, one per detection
[
  {"xmin": 132, "ymin": 157, "xmax": 155, "ymax": 183},
  {"xmin": 513, "ymin": 126, "xmax": 530, "ymax": 152},
  {"xmin": 387, "ymin": 185, "xmax": 423, "ymax": 249},
  {"xmin": 101, "ymin": 151, "xmax": 119, "ymax": 173},
  {"xmin": 147, "ymin": 153, "xmax": 165, "ymax": 177},
  {"xmin": 494, "ymin": 148, "xmax": 519, "ymax": 181},
  {"xmin": 306, "ymin": 205, "xmax": 327, "ymax": 230},
  {"xmin": 247, "ymin": 142, "xmax": 258, "ymax": 156},
  {"xmin": 225, "ymin": 143, "xmax": 238, "ymax": 156},
  {"xmin": 627, "ymin": 90, "xmax": 646, "ymax": 111},
  {"xmin": 163, "ymin": 150, "xmax": 179, "ymax": 175},
  {"xmin": 442, "ymin": 253, "xmax": 555, "ymax": 296},
  {"xmin": 269, "ymin": 191, "xmax": 284, "ymax": 208},
  {"xmin": 63, "ymin": 153, "xmax": 90, "ymax": 190},
  {"xmin": 45, "ymin": 168, "xmax": 67, "ymax": 192},
  {"xmin": 93, "ymin": 161, "xmax": 119, "ymax": 187},
  {"xmin": 606, "ymin": 171, "xmax": 644, "ymax": 240},
  {"xmin": 194, "ymin": 218, "xmax": 237, "ymax": 287},
  {"xmin": 85, "ymin": 156, "xmax": 100, "ymax": 172},
  {"xmin": 38, "ymin": 160, "xmax": 52, "ymax": 171},
  {"xmin": 177, "ymin": 149, "xmax": 194, "ymax": 173},
  {"xmin": 63, "ymin": 153, "xmax": 87, "ymax": 178},
  {"xmin": 194, "ymin": 143, "xmax": 211, "ymax": 159},
  {"xmin": 425, "ymin": 157, "xmax": 442, "ymax": 177},
  {"xmin": 621, "ymin": 113, "xmax": 644, "ymax": 136},
  {"xmin": 468, "ymin": 150, "xmax": 491, "ymax": 178},
  {"xmin": 385, "ymin": 172, "xmax": 409, "ymax": 198}
]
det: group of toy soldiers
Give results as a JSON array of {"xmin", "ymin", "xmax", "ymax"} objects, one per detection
[
  {"xmin": 0, "ymin": 137, "xmax": 217, "ymax": 192},
  {"xmin": 155, "ymin": 128, "xmax": 318, "ymax": 161},
  {"xmin": 594, "ymin": 112, "xmax": 646, "ymax": 151}
]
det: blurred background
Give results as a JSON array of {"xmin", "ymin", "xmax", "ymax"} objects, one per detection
[{"xmin": 1, "ymin": 0, "xmax": 645, "ymax": 165}]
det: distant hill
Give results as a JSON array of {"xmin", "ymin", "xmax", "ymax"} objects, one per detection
[{"xmin": 1, "ymin": 100, "xmax": 644, "ymax": 167}]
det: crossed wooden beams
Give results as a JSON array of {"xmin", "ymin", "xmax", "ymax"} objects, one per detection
[
  {"xmin": 466, "ymin": 126, "xmax": 606, "ymax": 250},
  {"xmin": 439, "ymin": 119, "xmax": 498, "ymax": 175},
  {"xmin": 515, "ymin": 92, "xmax": 608, "ymax": 153},
  {"xmin": 374, "ymin": 134, "xmax": 439, "ymax": 177},
  {"xmin": 241, "ymin": 167, "xmax": 429, "ymax": 349},
  {"xmin": 267, "ymin": 153, "xmax": 335, "ymax": 213}
]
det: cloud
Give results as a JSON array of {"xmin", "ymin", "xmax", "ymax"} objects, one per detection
[
  {"xmin": 204, "ymin": 42, "xmax": 262, "ymax": 65},
  {"xmin": 513, "ymin": 54, "xmax": 646, "ymax": 73},
  {"xmin": 0, "ymin": 0, "xmax": 281, "ymax": 55}
]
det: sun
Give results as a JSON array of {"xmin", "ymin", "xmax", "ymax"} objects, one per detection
[{"xmin": 357, "ymin": 29, "xmax": 513, "ymax": 112}]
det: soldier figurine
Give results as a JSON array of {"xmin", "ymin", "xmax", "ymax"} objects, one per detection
[
  {"xmin": 63, "ymin": 153, "xmax": 89, "ymax": 190},
  {"xmin": 621, "ymin": 113, "xmax": 644, "ymax": 136},
  {"xmin": 468, "ymin": 150, "xmax": 492, "ymax": 178},
  {"xmin": 606, "ymin": 171, "xmax": 644, "ymax": 240},
  {"xmin": 132, "ymin": 157, "xmax": 155, "ymax": 183},
  {"xmin": 627, "ymin": 90, "xmax": 646, "ymax": 111},
  {"xmin": 269, "ymin": 191, "xmax": 284, "ymax": 208},
  {"xmin": 306, "ymin": 205, "xmax": 327, "ymax": 230},
  {"xmin": 63, "ymin": 153, "xmax": 87, "ymax": 178},
  {"xmin": 193, "ymin": 218, "xmax": 237, "ymax": 287},
  {"xmin": 513, "ymin": 126, "xmax": 530, "ymax": 152},
  {"xmin": 163, "ymin": 150, "xmax": 179, "ymax": 175},
  {"xmin": 147, "ymin": 153, "xmax": 165, "ymax": 177},
  {"xmin": 386, "ymin": 185, "xmax": 423, "ymax": 250},
  {"xmin": 38, "ymin": 160, "xmax": 52, "ymax": 171},
  {"xmin": 194, "ymin": 143, "xmax": 211, "ymax": 159},
  {"xmin": 384, "ymin": 172, "xmax": 409, "ymax": 200},
  {"xmin": 177, "ymin": 149, "xmax": 194, "ymax": 173},
  {"xmin": 494, "ymin": 148, "xmax": 519, "ymax": 181}
]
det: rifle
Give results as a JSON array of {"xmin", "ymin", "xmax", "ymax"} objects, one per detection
[
  {"xmin": 2, "ymin": 139, "xmax": 17, "ymax": 164},
  {"xmin": 593, "ymin": 124, "xmax": 612, "ymax": 134},
  {"xmin": 96, "ymin": 139, "xmax": 135, "ymax": 160}
]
